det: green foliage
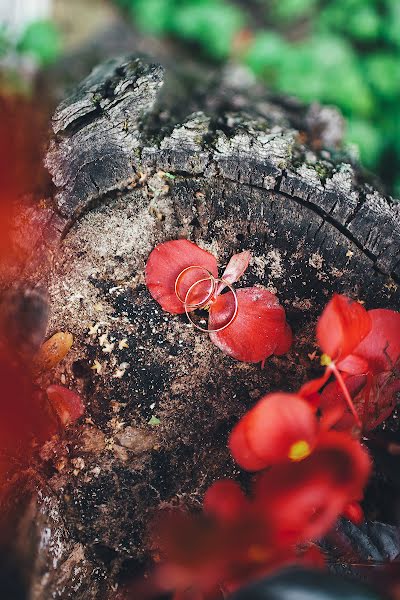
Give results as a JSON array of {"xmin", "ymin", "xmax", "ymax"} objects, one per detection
[
  {"xmin": 346, "ymin": 118, "xmax": 383, "ymax": 168},
  {"xmin": 272, "ymin": 35, "xmax": 374, "ymax": 117},
  {"xmin": 245, "ymin": 32, "xmax": 288, "ymax": 76},
  {"xmin": 364, "ymin": 53, "xmax": 400, "ymax": 100},
  {"xmin": 171, "ymin": 0, "xmax": 244, "ymax": 59},
  {"xmin": 318, "ymin": 0, "xmax": 381, "ymax": 41},
  {"xmin": 384, "ymin": 0, "xmax": 400, "ymax": 47},
  {"xmin": 17, "ymin": 20, "xmax": 61, "ymax": 66},
  {"xmin": 271, "ymin": 0, "xmax": 318, "ymax": 22},
  {"xmin": 127, "ymin": 0, "xmax": 175, "ymax": 35},
  {"xmin": 119, "ymin": 0, "xmax": 400, "ymax": 195}
]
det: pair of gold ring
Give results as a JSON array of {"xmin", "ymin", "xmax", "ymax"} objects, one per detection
[{"xmin": 174, "ymin": 265, "xmax": 238, "ymax": 333}]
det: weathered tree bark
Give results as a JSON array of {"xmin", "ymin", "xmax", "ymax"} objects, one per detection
[{"xmin": 9, "ymin": 55, "xmax": 400, "ymax": 599}]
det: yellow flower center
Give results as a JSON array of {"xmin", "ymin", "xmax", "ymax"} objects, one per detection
[
  {"xmin": 320, "ymin": 353, "xmax": 332, "ymax": 366},
  {"xmin": 288, "ymin": 440, "xmax": 312, "ymax": 461}
]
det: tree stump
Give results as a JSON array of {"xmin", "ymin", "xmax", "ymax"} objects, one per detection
[{"xmin": 11, "ymin": 56, "xmax": 400, "ymax": 599}]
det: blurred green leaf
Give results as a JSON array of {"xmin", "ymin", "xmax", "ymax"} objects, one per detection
[
  {"xmin": 128, "ymin": 0, "xmax": 175, "ymax": 34},
  {"xmin": 385, "ymin": 0, "xmax": 400, "ymax": 47},
  {"xmin": 245, "ymin": 31, "xmax": 288, "ymax": 75},
  {"xmin": 17, "ymin": 20, "xmax": 61, "ymax": 66},
  {"xmin": 364, "ymin": 53, "xmax": 400, "ymax": 100},
  {"xmin": 346, "ymin": 117, "xmax": 383, "ymax": 167},
  {"xmin": 318, "ymin": 0, "xmax": 381, "ymax": 41},
  {"xmin": 275, "ymin": 36, "xmax": 374, "ymax": 117},
  {"xmin": 171, "ymin": 0, "xmax": 245, "ymax": 59},
  {"xmin": 272, "ymin": 0, "xmax": 318, "ymax": 22}
]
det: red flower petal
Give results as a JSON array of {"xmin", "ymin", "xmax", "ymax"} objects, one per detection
[
  {"xmin": 46, "ymin": 385, "xmax": 85, "ymax": 427},
  {"xmin": 342, "ymin": 501, "xmax": 364, "ymax": 525},
  {"xmin": 209, "ymin": 287, "xmax": 291, "ymax": 364},
  {"xmin": 254, "ymin": 432, "xmax": 371, "ymax": 544},
  {"xmin": 229, "ymin": 393, "xmax": 319, "ymax": 471},
  {"xmin": 312, "ymin": 431, "xmax": 371, "ymax": 499},
  {"xmin": 254, "ymin": 465, "xmax": 344, "ymax": 544},
  {"xmin": 145, "ymin": 240, "xmax": 218, "ymax": 314},
  {"xmin": 297, "ymin": 544, "xmax": 326, "ymax": 569},
  {"xmin": 317, "ymin": 295, "xmax": 371, "ymax": 362},
  {"xmin": 319, "ymin": 375, "xmax": 367, "ymax": 432},
  {"xmin": 203, "ymin": 480, "xmax": 248, "ymax": 521},
  {"xmin": 299, "ymin": 371, "xmax": 331, "ymax": 401},
  {"xmin": 320, "ymin": 370, "xmax": 400, "ymax": 432},
  {"xmin": 274, "ymin": 322, "xmax": 293, "ymax": 356},
  {"xmin": 335, "ymin": 354, "xmax": 369, "ymax": 375},
  {"xmin": 358, "ymin": 371, "xmax": 400, "ymax": 431},
  {"xmin": 220, "ymin": 251, "xmax": 250, "ymax": 286},
  {"xmin": 349, "ymin": 308, "xmax": 400, "ymax": 375}
]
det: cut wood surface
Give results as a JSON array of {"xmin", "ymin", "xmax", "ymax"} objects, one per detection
[{"xmin": 8, "ymin": 55, "xmax": 400, "ymax": 598}]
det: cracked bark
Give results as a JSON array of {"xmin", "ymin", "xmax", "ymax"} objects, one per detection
[{"xmin": 7, "ymin": 55, "xmax": 400, "ymax": 599}]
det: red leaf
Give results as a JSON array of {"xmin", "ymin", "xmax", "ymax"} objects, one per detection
[
  {"xmin": 145, "ymin": 240, "xmax": 218, "ymax": 314},
  {"xmin": 46, "ymin": 385, "xmax": 85, "ymax": 427},
  {"xmin": 349, "ymin": 308, "xmax": 400, "ymax": 375},
  {"xmin": 229, "ymin": 393, "xmax": 318, "ymax": 471},
  {"xmin": 209, "ymin": 287, "xmax": 291, "ymax": 364},
  {"xmin": 317, "ymin": 295, "xmax": 371, "ymax": 363}
]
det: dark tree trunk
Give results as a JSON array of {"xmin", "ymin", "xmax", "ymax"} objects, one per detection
[{"xmin": 7, "ymin": 55, "xmax": 400, "ymax": 599}]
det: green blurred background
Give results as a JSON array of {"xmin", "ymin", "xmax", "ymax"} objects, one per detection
[{"xmin": 1, "ymin": 0, "xmax": 400, "ymax": 196}]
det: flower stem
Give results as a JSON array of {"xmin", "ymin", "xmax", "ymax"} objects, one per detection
[{"xmin": 330, "ymin": 363, "xmax": 362, "ymax": 429}]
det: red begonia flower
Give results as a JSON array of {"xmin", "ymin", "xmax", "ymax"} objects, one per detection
[
  {"xmin": 321, "ymin": 307, "xmax": 400, "ymax": 430},
  {"xmin": 317, "ymin": 294, "xmax": 371, "ymax": 368},
  {"xmin": 307, "ymin": 295, "xmax": 376, "ymax": 428},
  {"xmin": 254, "ymin": 431, "xmax": 371, "ymax": 544},
  {"xmin": 145, "ymin": 240, "xmax": 218, "ymax": 314},
  {"xmin": 229, "ymin": 393, "xmax": 318, "ymax": 471},
  {"xmin": 148, "ymin": 507, "xmax": 279, "ymax": 600},
  {"xmin": 46, "ymin": 384, "xmax": 85, "ymax": 428},
  {"xmin": 209, "ymin": 288, "xmax": 292, "ymax": 364},
  {"xmin": 138, "ymin": 427, "xmax": 369, "ymax": 600}
]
